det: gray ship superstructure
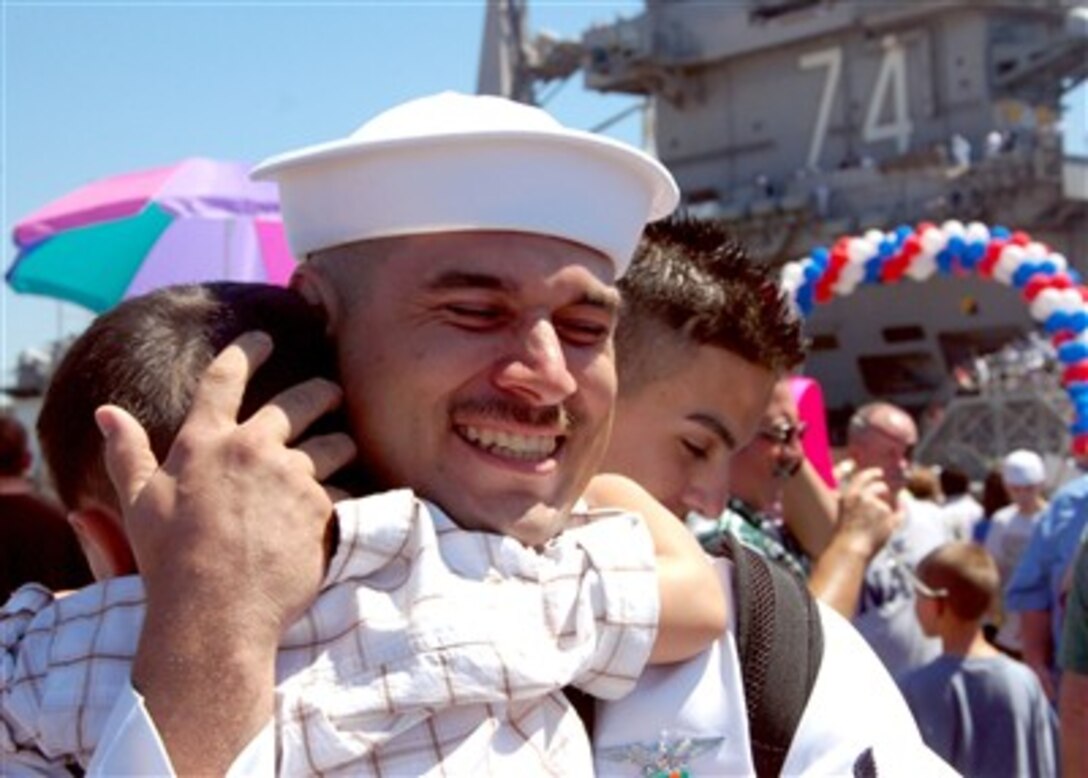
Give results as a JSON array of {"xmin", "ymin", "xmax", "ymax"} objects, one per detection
[{"xmin": 479, "ymin": 0, "xmax": 1088, "ymax": 468}]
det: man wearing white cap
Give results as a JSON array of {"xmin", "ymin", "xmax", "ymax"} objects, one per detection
[
  {"xmin": 984, "ymin": 449, "xmax": 1048, "ymax": 655},
  {"xmin": 82, "ymin": 92, "xmax": 719, "ymax": 776}
]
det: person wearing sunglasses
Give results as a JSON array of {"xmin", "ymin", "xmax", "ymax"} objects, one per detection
[
  {"xmin": 691, "ymin": 378, "xmax": 816, "ymax": 578},
  {"xmin": 689, "ymin": 378, "xmax": 905, "ymax": 619}
]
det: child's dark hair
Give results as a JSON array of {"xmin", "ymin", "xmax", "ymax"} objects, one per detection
[{"xmin": 38, "ymin": 282, "xmax": 358, "ymax": 511}]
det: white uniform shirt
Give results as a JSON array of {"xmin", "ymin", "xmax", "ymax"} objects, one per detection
[
  {"xmin": 593, "ymin": 557, "xmax": 958, "ymax": 777},
  {"xmin": 1, "ymin": 490, "xmax": 659, "ymax": 776}
]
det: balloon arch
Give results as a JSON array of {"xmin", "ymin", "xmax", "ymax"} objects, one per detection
[{"xmin": 778, "ymin": 220, "xmax": 1087, "ymax": 455}]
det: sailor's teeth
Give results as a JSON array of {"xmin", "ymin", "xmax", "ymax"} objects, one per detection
[{"xmin": 462, "ymin": 426, "xmax": 558, "ymax": 459}]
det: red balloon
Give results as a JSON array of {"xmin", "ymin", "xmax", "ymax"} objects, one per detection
[
  {"xmin": 1074, "ymin": 434, "xmax": 1088, "ymax": 457},
  {"xmin": 1050, "ymin": 273, "xmax": 1072, "ymax": 291},
  {"xmin": 1078, "ymin": 286, "xmax": 1088, "ymax": 303},
  {"xmin": 1052, "ymin": 330, "xmax": 1077, "ymax": 347},
  {"xmin": 979, "ymin": 239, "xmax": 1008, "ymax": 277},
  {"xmin": 881, "ymin": 257, "xmax": 909, "ymax": 283},
  {"xmin": 1010, "ymin": 230, "xmax": 1032, "ymax": 246},
  {"xmin": 1062, "ymin": 362, "xmax": 1088, "ymax": 385},
  {"xmin": 1023, "ymin": 274, "xmax": 1054, "ymax": 302}
]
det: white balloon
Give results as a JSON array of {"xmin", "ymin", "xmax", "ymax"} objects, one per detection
[
  {"xmin": 838, "ymin": 262, "xmax": 866, "ymax": 288},
  {"xmin": 781, "ymin": 261, "xmax": 806, "ymax": 288},
  {"xmin": 847, "ymin": 237, "xmax": 872, "ymax": 265},
  {"xmin": 993, "ymin": 245, "xmax": 1027, "ymax": 285},
  {"xmin": 1024, "ymin": 241, "xmax": 1049, "ymax": 261},
  {"xmin": 920, "ymin": 226, "xmax": 946, "ymax": 259},
  {"xmin": 1049, "ymin": 253, "xmax": 1069, "ymax": 274},
  {"xmin": 965, "ymin": 221, "xmax": 990, "ymax": 243},
  {"xmin": 863, "ymin": 229, "xmax": 884, "ymax": 247},
  {"xmin": 905, "ymin": 253, "xmax": 938, "ymax": 281},
  {"xmin": 941, "ymin": 219, "xmax": 966, "ymax": 241},
  {"xmin": 1054, "ymin": 288, "xmax": 1085, "ymax": 315},
  {"xmin": 833, "ymin": 273, "xmax": 860, "ymax": 297},
  {"xmin": 1030, "ymin": 288, "xmax": 1062, "ymax": 322}
]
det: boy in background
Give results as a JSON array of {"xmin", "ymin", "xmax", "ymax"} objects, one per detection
[{"xmin": 899, "ymin": 541, "xmax": 1058, "ymax": 777}]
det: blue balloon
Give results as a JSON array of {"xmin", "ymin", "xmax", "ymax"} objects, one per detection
[
  {"xmin": 991, "ymin": 225, "xmax": 1011, "ymax": 239},
  {"xmin": 864, "ymin": 257, "xmax": 883, "ymax": 284},
  {"xmin": 803, "ymin": 262, "xmax": 823, "ymax": 282},
  {"xmin": 1059, "ymin": 342, "xmax": 1088, "ymax": 364},
  {"xmin": 1037, "ymin": 260, "xmax": 1057, "ymax": 276},
  {"xmin": 796, "ymin": 283, "xmax": 814, "ymax": 315},
  {"xmin": 1045, "ymin": 311, "xmax": 1070, "ymax": 333},
  {"xmin": 1068, "ymin": 382, "xmax": 1088, "ymax": 400},
  {"xmin": 1072, "ymin": 417, "xmax": 1088, "ymax": 435},
  {"xmin": 1012, "ymin": 263, "xmax": 1040, "ymax": 288},
  {"xmin": 896, "ymin": 225, "xmax": 913, "ymax": 241},
  {"xmin": 1070, "ymin": 269, "xmax": 1083, "ymax": 284},
  {"xmin": 811, "ymin": 246, "xmax": 830, "ymax": 267},
  {"xmin": 965, "ymin": 241, "xmax": 986, "ymax": 263},
  {"xmin": 1069, "ymin": 310, "xmax": 1088, "ymax": 334},
  {"xmin": 936, "ymin": 249, "xmax": 954, "ymax": 274},
  {"xmin": 947, "ymin": 236, "xmax": 967, "ymax": 259}
]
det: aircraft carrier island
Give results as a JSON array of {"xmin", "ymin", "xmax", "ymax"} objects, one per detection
[{"xmin": 485, "ymin": 0, "xmax": 1088, "ymax": 471}]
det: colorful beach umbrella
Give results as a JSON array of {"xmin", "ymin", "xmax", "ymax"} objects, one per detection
[{"xmin": 7, "ymin": 157, "xmax": 296, "ymax": 313}]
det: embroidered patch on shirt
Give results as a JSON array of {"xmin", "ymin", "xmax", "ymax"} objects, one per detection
[{"xmin": 598, "ymin": 730, "xmax": 724, "ymax": 777}]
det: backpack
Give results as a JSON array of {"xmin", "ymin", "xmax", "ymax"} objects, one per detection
[{"xmin": 720, "ymin": 531, "xmax": 825, "ymax": 777}]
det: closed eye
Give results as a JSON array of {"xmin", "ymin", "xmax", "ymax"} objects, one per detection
[
  {"xmin": 682, "ymin": 439, "xmax": 710, "ymax": 460},
  {"xmin": 557, "ymin": 319, "xmax": 611, "ymax": 347},
  {"xmin": 445, "ymin": 303, "xmax": 506, "ymax": 329}
]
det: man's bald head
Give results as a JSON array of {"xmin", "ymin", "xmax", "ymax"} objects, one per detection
[{"xmin": 847, "ymin": 402, "xmax": 918, "ymax": 495}]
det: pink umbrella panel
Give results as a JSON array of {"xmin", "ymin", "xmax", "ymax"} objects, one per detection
[{"xmin": 8, "ymin": 158, "xmax": 296, "ymax": 313}]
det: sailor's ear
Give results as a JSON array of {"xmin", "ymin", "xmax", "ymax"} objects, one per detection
[
  {"xmin": 68, "ymin": 506, "xmax": 137, "ymax": 581},
  {"xmin": 290, "ymin": 262, "xmax": 340, "ymax": 336}
]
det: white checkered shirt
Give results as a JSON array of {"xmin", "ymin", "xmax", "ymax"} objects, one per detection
[{"xmin": 1, "ymin": 489, "xmax": 658, "ymax": 775}]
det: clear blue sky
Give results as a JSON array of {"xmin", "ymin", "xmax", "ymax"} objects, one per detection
[
  {"xmin": 0, "ymin": 1, "xmax": 644, "ymax": 386},
  {"xmin": 2, "ymin": 1, "xmax": 1086, "ymax": 389}
]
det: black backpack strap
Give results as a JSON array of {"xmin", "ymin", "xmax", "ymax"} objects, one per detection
[{"xmin": 721, "ymin": 532, "xmax": 824, "ymax": 777}]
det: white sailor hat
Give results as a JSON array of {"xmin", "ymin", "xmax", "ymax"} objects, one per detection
[{"xmin": 251, "ymin": 91, "xmax": 678, "ymax": 275}]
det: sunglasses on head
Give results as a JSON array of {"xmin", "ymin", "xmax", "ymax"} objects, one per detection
[{"xmin": 901, "ymin": 564, "xmax": 949, "ymax": 599}]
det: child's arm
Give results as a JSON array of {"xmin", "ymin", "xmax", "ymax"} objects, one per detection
[{"xmin": 585, "ymin": 473, "xmax": 727, "ymax": 664}]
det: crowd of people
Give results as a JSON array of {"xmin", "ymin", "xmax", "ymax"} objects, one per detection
[{"xmin": 1, "ymin": 91, "xmax": 1085, "ymax": 777}]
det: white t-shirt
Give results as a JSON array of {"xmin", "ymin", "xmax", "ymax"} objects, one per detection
[
  {"xmin": 853, "ymin": 496, "xmax": 949, "ymax": 677},
  {"xmin": 985, "ymin": 502, "xmax": 1045, "ymax": 651},
  {"xmin": 939, "ymin": 494, "xmax": 984, "ymax": 542}
]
